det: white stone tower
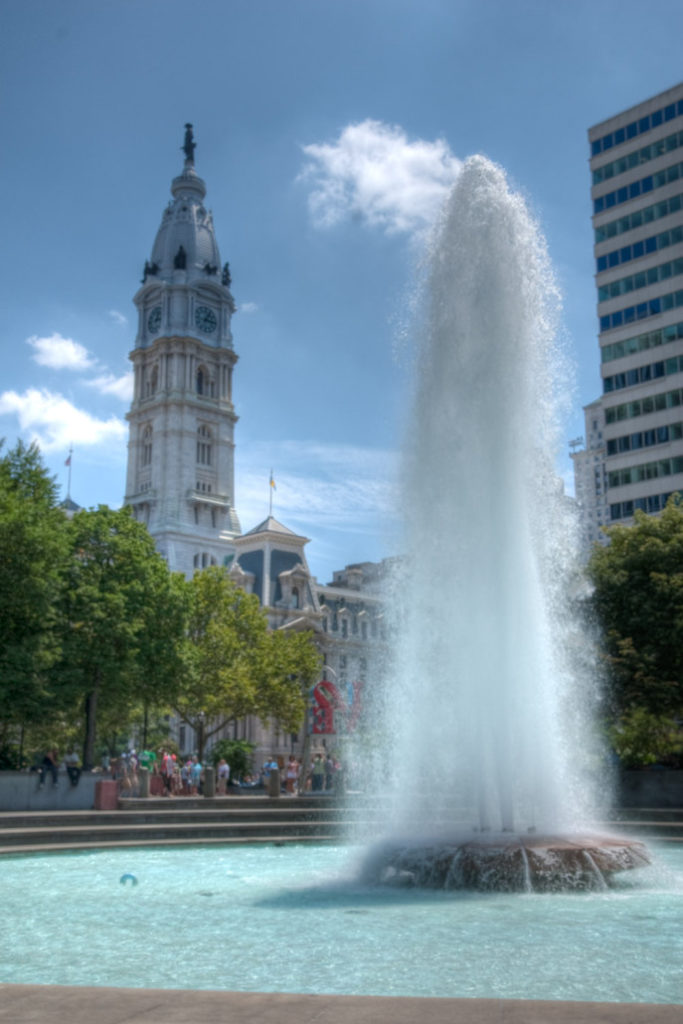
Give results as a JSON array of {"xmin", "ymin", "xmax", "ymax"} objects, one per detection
[{"xmin": 124, "ymin": 125, "xmax": 240, "ymax": 574}]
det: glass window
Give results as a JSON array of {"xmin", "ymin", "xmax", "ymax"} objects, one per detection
[
  {"xmin": 641, "ymin": 176, "xmax": 654, "ymax": 193},
  {"xmin": 614, "ymin": 127, "xmax": 625, "ymax": 145},
  {"xmin": 639, "ymin": 116, "xmax": 650, "ymax": 133},
  {"xmin": 651, "ymin": 110, "xmax": 663, "ymax": 128},
  {"xmin": 665, "ymin": 104, "xmax": 676, "ymax": 121}
]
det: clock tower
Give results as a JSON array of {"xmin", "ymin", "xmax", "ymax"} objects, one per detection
[{"xmin": 124, "ymin": 125, "xmax": 240, "ymax": 574}]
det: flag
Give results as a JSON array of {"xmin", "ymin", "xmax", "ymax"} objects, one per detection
[
  {"xmin": 65, "ymin": 455, "xmax": 71, "ymax": 467},
  {"xmin": 269, "ymin": 470, "xmax": 276, "ymax": 491}
]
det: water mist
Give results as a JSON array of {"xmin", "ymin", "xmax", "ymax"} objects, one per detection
[{"xmin": 363, "ymin": 157, "xmax": 648, "ymax": 890}]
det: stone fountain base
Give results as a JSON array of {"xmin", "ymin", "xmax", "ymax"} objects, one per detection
[{"xmin": 363, "ymin": 833, "xmax": 651, "ymax": 892}]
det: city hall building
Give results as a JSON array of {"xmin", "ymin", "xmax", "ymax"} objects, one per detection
[{"xmin": 123, "ymin": 126, "xmax": 386, "ymax": 764}]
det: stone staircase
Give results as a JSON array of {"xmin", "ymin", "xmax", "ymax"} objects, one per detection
[
  {"xmin": 0, "ymin": 798, "xmax": 680, "ymax": 856},
  {"xmin": 0, "ymin": 795, "xmax": 379, "ymax": 855}
]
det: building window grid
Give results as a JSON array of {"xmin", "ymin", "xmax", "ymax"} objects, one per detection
[
  {"xmin": 606, "ymin": 421, "xmax": 683, "ymax": 455},
  {"xmin": 610, "ymin": 492, "xmax": 677, "ymax": 520},
  {"xmin": 600, "ymin": 286, "xmax": 683, "ymax": 332},
  {"xmin": 605, "ymin": 386, "xmax": 683, "ymax": 424},
  {"xmin": 595, "ymin": 193, "xmax": 683, "ymax": 245},
  {"xmin": 597, "ymin": 225, "xmax": 683, "ymax": 274},
  {"xmin": 593, "ymin": 128, "xmax": 683, "ymax": 186},
  {"xmin": 593, "ymin": 159, "xmax": 683, "ymax": 215},
  {"xmin": 197, "ymin": 424, "xmax": 212, "ymax": 466},
  {"xmin": 597, "ymin": 255, "xmax": 683, "ymax": 303},
  {"xmin": 608, "ymin": 455, "xmax": 683, "ymax": 489},
  {"xmin": 591, "ymin": 100, "xmax": 682, "ymax": 157},
  {"xmin": 603, "ymin": 353, "xmax": 683, "ymax": 393},
  {"xmin": 601, "ymin": 321, "xmax": 683, "ymax": 364}
]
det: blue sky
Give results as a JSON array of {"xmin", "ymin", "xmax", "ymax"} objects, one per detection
[{"xmin": 2, "ymin": 0, "xmax": 682, "ymax": 582}]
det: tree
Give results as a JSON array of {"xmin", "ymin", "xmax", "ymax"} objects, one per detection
[
  {"xmin": 588, "ymin": 497, "xmax": 683, "ymax": 718},
  {"xmin": 58, "ymin": 505, "xmax": 185, "ymax": 768},
  {"xmin": 0, "ymin": 441, "xmax": 69, "ymax": 759},
  {"xmin": 175, "ymin": 568, "xmax": 320, "ymax": 760}
]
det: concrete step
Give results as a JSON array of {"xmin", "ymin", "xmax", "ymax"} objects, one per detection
[
  {"xmin": 0, "ymin": 817, "xmax": 368, "ymax": 845},
  {"xmin": 0, "ymin": 834, "xmax": 346, "ymax": 856},
  {"xmin": 0, "ymin": 806, "xmax": 367, "ymax": 830}
]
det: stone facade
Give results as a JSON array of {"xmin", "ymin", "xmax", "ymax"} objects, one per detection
[{"xmin": 124, "ymin": 127, "xmax": 240, "ymax": 577}]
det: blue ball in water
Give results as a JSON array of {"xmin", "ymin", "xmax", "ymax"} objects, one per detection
[{"xmin": 120, "ymin": 873, "xmax": 138, "ymax": 886}]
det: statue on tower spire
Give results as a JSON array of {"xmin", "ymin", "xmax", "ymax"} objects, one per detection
[{"xmin": 182, "ymin": 123, "xmax": 196, "ymax": 165}]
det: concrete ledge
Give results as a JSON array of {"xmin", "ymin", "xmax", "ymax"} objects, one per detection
[
  {"xmin": 0, "ymin": 985, "xmax": 679, "ymax": 1024},
  {"xmin": 0, "ymin": 772, "xmax": 101, "ymax": 811},
  {"xmin": 619, "ymin": 770, "xmax": 683, "ymax": 808}
]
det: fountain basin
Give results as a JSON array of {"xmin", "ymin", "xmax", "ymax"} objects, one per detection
[{"xmin": 363, "ymin": 832, "xmax": 651, "ymax": 892}]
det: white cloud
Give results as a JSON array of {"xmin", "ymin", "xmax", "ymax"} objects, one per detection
[
  {"xmin": 108, "ymin": 309, "xmax": 128, "ymax": 326},
  {"xmin": 85, "ymin": 372, "xmax": 134, "ymax": 401},
  {"xmin": 239, "ymin": 302, "xmax": 259, "ymax": 314},
  {"xmin": 27, "ymin": 333, "xmax": 95, "ymax": 371},
  {"xmin": 299, "ymin": 119, "xmax": 462, "ymax": 237},
  {"xmin": 0, "ymin": 388, "xmax": 127, "ymax": 452}
]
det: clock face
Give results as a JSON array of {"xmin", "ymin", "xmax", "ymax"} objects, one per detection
[
  {"xmin": 195, "ymin": 305, "xmax": 217, "ymax": 333},
  {"xmin": 147, "ymin": 306, "xmax": 162, "ymax": 334}
]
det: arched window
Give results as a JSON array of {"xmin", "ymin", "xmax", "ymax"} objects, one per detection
[
  {"xmin": 196, "ymin": 366, "xmax": 205, "ymax": 395},
  {"xmin": 292, "ymin": 586, "xmax": 300, "ymax": 610},
  {"xmin": 141, "ymin": 426, "xmax": 152, "ymax": 467},
  {"xmin": 197, "ymin": 424, "xmax": 212, "ymax": 465}
]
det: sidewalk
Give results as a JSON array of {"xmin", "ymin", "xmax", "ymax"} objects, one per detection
[{"xmin": 0, "ymin": 986, "xmax": 679, "ymax": 1024}]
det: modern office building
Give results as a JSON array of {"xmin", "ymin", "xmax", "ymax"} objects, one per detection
[{"xmin": 577, "ymin": 83, "xmax": 683, "ymax": 535}]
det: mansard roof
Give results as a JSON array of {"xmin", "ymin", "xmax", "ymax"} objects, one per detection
[{"xmin": 242, "ymin": 516, "xmax": 300, "ymax": 538}]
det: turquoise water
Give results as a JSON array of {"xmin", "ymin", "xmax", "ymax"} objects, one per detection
[{"xmin": 2, "ymin": 843, "xmax": 682, "ymax": 1003}]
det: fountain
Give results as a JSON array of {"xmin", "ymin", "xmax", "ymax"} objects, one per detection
[{"xmin": 362, "ymin": 156, "xmax": 648, "ymax": 891}]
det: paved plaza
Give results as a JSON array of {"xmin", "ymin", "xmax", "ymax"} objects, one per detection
[{"xmin": 0, "ymin": 986, "xmax": 680, "ymax": 1024}]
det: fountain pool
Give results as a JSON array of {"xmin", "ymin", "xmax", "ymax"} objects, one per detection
[{"xmin": 2, "ymin": 843, "xmax": 682, "ymax": 1003}]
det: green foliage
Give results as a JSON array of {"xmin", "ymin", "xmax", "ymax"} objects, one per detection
[
  {"xmin": 58, "ymin": 505, "xmax": 185, "ymax": 766},
  {"xmin": 588, "ymin": 497, "xmax": 683, "ymax": 717},
  {"xmin": 0, "ymin": 441, "xmax": 69, "ymax": 734},
  {"xmin": 175, "ymin": 568, "xmax": 321, "ymax": 759},
  {"xmin": 210, "ymin": 738, "xmax": 255, "ymax": 780},
  {"xmin": 608, "ymin": 708, "xmax": 683, "ymax": 768}
]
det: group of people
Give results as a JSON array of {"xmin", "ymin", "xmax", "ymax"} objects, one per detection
[
  {"xmin": 113, "ymin": 749, "xmax": 207, "ymax": 797},
  {"xmin": 261, "ymin": 752, "xmax": 342, "ymax": 794},
  {"xmin": 37, "ymin": 748, "xmax": 81, "ymax": 788},
  {"xmin": 35, "ymin": 744, "xmax": 343, "ymax": 797}
]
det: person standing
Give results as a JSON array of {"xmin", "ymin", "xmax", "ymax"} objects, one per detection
[
  {"xmin": 311, "ymin": 753, "xmax": 325, "ymax": 792},
  {"xmin": 285, "ymin": 755, "xmax": 299, "ymax": 795},
  {"xmin": 190, "ymin": 755, "xmax": 202, "ymax": 795},
  {"xmin": 217, "ymin": 758, "xmax": 230, "ymax": 794}
]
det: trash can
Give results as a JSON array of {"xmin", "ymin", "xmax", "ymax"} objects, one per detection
[{"xmin": 94, "ymin": 779, "xmax": 119, "ymax": 810}]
